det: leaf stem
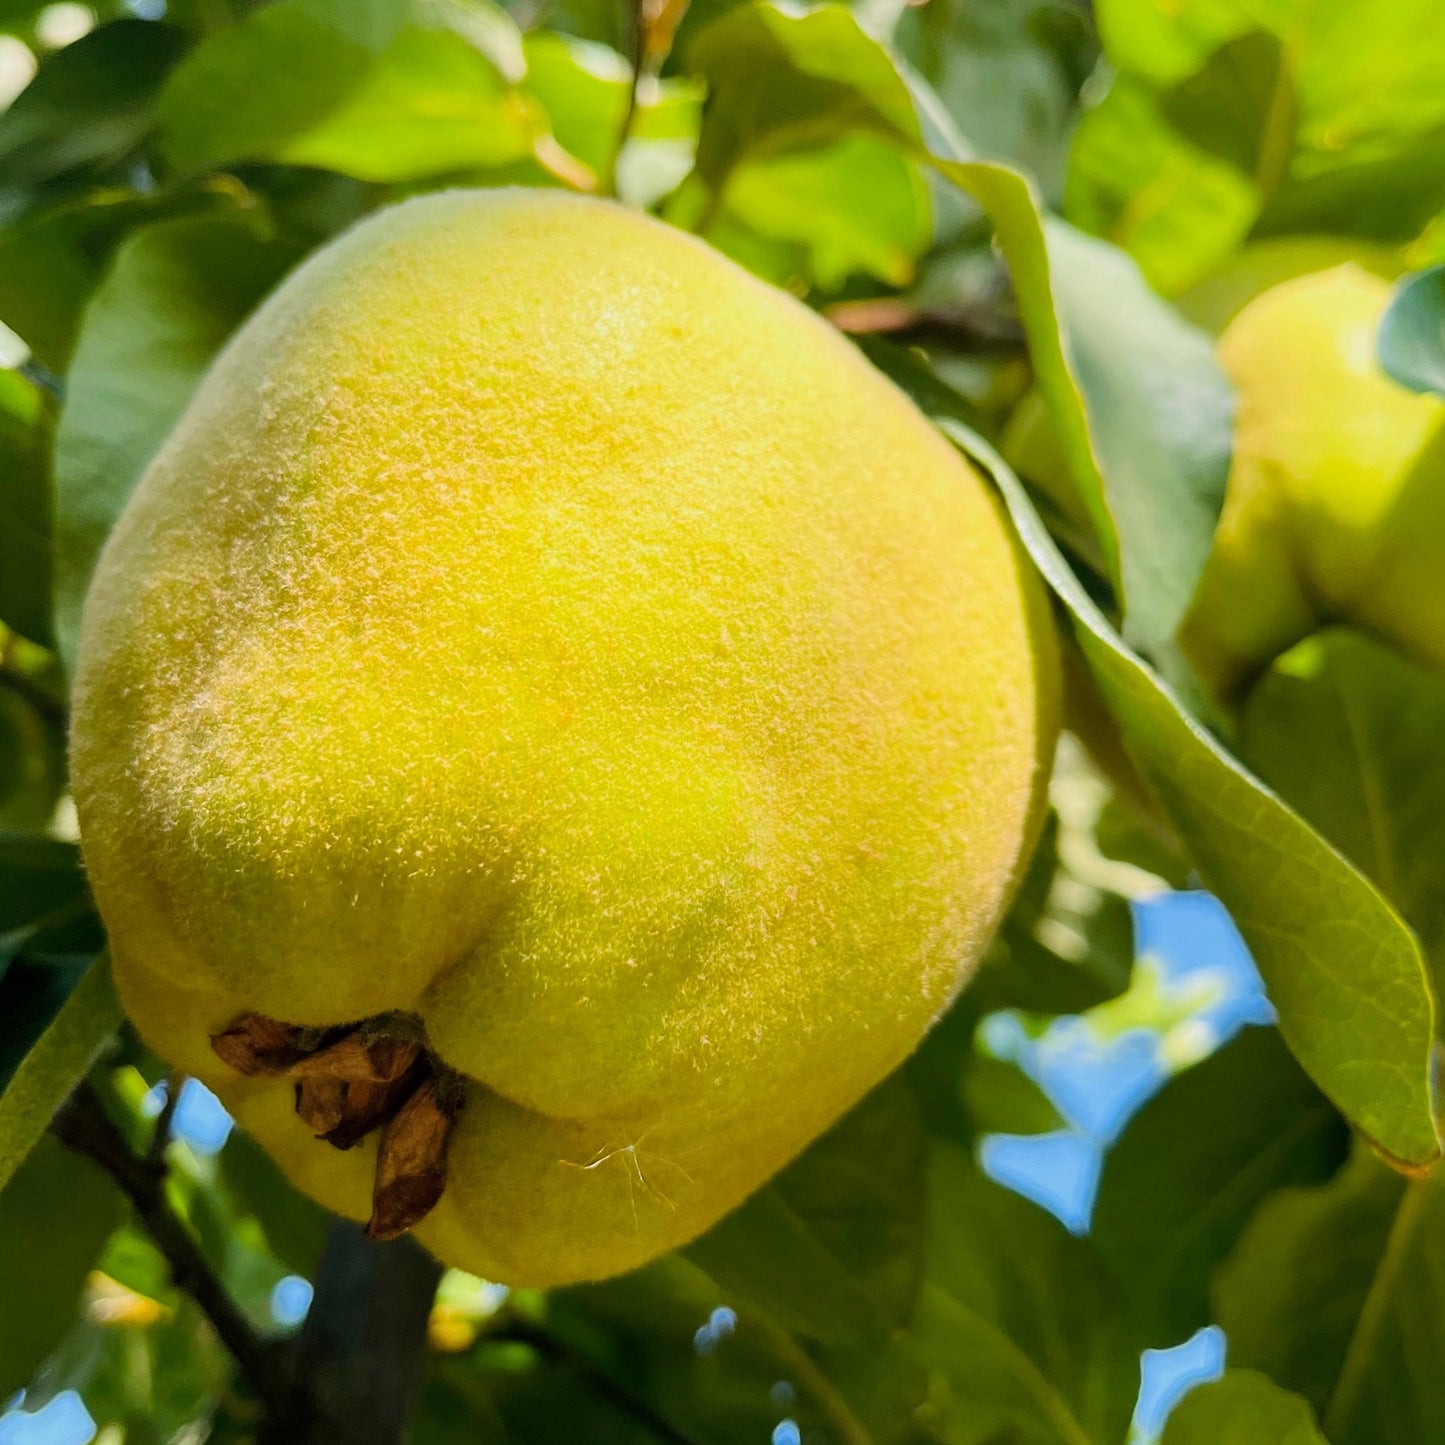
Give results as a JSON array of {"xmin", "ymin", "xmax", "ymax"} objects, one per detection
[
  {"xmin": 747, "ymin": 1315, "xmax": 878, "ymax": 1445},
  {"xmin": 1325, "ymin": 1173, "xmax": 1429, "ymax": 1439}
]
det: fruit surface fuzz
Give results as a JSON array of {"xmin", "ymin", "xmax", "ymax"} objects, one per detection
[{"xmin": 73, "ymin": 189, "xmax": 1059, "ymax": 1285}]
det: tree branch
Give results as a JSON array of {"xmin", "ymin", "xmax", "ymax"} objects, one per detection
[
  {"xmin": 52, "ymin": 1080, "xmax": 287, "ymax": 1407},
  {"xmin": 603, "ymin": 0, "xmax": 648, "ymax": 197},
  {"xmin": 260, "ymin": 1221, "xmax": 442, "ymax": 1445}
]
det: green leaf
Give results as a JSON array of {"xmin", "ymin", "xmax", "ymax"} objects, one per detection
[
  {"xmin": 0, "ymin": 183, "xmax": 241, "ymax": 372},
  {"xmin": 296, "ymin": 0, "xmax": 526, "ymax": 63},
  {"xmin": 918, "ymin": 130, "xmax": 1233, "ymax": 671},
  {"xmin": 1094, "ymin": 797, "xmax": 1194, "ymax": 891},
  {"xmin": 1242, "ymin": 629, "xmax": 1445, "ymax": 1000},
  {"xmin": 157, "ymin": 4, "xmax": 372, "ymax": 173},
  {"xmin": 1065, "ymin": 71, "xmax": 1260, "ymax": 295},
  {"xmin": 963, "ymin": 1054, "xmax": 1066, "ymax": 1137},
  {"xmin": 1256, "ymin": 125, "xmax": 1445, "ymax": 243},
  {"xmin": 1038, "ymin": 218, "xmax": 1232, "ymax": 664},
  {"xmin": 219, "ymin": 1130, "xmax": 329, "ymax": 1278},
  {"xmin": 895, "ymin": 132, "xmax": 1434, "ymax": 1161},
  {"xmin": 1216, "ymin": 1150, "xmax": 1445, "ymax": 1444},
  {"xmin": 894, "ymin": 0, "xmax": 1093, "ymax": 202},
  {"xmin": 914, "ymin": 1143, "xmax": 1141, "ymax": 1445},
  {"xmin": 276, "ymin": 28, "xmax": 538, "ymax": 181},
  {"xmin": 427, "ymin": 1345, "xmax": 658, "ymax": 1445},
  {"xmin": 1077, "ymin": 0, "xmax": 1445, "ymax": 267},
  {"xmin": 0, "ymin": 1135, "xmax": 123, "ymax": 1398},
  {"xmin": 934, "ymin": 422, "xmax": 1437, "ymax": 1170},
  {"xmin": 1092, "ymin": 0, "xmax": 1250, "ymax": 85},
  {"xmin": 1161, "ymin": 1371, "xmax": 1329, "ymax": 1445},
  {"xmin": 687, "ymin": 1, "xmax": 920, "ymax": 186},
  {"xmin": 681, "ymin": 2, "xmax": 931, "ymax": 289},
  {"xmin": 52, "ymin": 208, "xmax": 303, "ymax": 669},
  {"xmin": 0, "ymin": 953, "xmax": 121, "ymax": 1195},
  {"xmin": 1092, "ymin": 1027, "xmax": 1347, "ymax": 1342},
  {"xmin": 522, "ymin": 31, "xmax": 700, "ymax": 198},
  {"xmin": 0, "ymin": 689, "xmax": 66, "ymax": 832},
  {"xmin": 520, "ymin": 32, "xmax": 628, "ymax": 178},
  {"xmin": 0, "ymin": 834, "xmax": 89, "ymax": 970},
  {"xmin": 686, "ymin": 1078, "xmax": 925, "ymax": 1345},
  {"xmin": 1378, "ymin": 266, "xmax": 1445, "ymax": 398},
  {"xmin": 0, "ymin": 369, "xmax": 54, "ymax": 645},
  {"xmin": 157, "ymin": 3, "xmax": 538, "ymax": 182},
  {"xmin": 0, "ymin": 954, "xmax": 93, "ymax": 1076},
  {"xmin": 551, "ymin": 1256, "xmax": 821, "ymax": 1445},
  {"xmin": 723, "ymin": 130, "xmax": 930, "ymax": 288},
  {"xmin": 0, "ymin": 19, "xmax": 188, "ymax": 191},
  {"xmin": 1159, "ymin": 31, "xmax": 1296, "ymax": 190}
]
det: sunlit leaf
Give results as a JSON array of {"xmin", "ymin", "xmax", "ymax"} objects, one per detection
[
  {"xmin": 1075, "ymin": 0, "xmax": 1445, "ymax": 277},
  {"xmin": 688, "ymin": 0, "xmax": 919, "ymax": 185},
  {"xmin": 277, "ymin": 29, "xmax": 539, "ymax": 182},
  {"xmin": 159, "ymin": 2, "xmax": 538, "ymax": 182},
  {"xmin": 1065, "ymin": 71, "xmax": 1260, "ymax": 294},
  {"xmin": 723, "ymin": 130, "xmax": 929, "ymax": 288},
  {"xmin": 157, "ymin": 3, "xmax": 372, "ymax": 173},
  {"xmin": 1037, "ymin": 218, "xmax": 1232, "ymax": 664}
]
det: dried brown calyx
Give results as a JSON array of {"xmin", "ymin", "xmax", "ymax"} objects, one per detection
[{"xmin": 210, "ymin": 1011, "xmax": 465, "ymax": 1240}]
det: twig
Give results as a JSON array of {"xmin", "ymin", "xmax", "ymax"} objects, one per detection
[
  {"xmin": 52, "ymin": 1080, "xmax": 286, "ymax": 1407},
  {"xmin": 260, "ymin": 1221, "xmax": 442, "ymax": 1445},
  {"xmin": 826, "ymin": 296, "xmax": 1027, "ymax": 356},
  {"xmin": 488, "ymin": 1317, "xmax": 705, "ymax": 1445},
  {"xmin": 145, "ymin": 1072, "xmax": 186, "ymax": 1170},
  {"xmin": 604, "ymin": 0, "xmax": 648, "ymax": 197}
]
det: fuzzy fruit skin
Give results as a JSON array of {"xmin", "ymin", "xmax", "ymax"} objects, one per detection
[
  {"xmin": 72, "ymin": 189, "xmax": 1058, "ymax": 1286},
  {"xmin": 1182, "ymin": 266, "xmax": 1445, "ymax": 704}
]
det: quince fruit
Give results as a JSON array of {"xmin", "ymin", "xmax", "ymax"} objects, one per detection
[
  {"xmin": 1183, "ymin": 265, "xmax": 1445, "ymax": 704},
  {"xmin": 72, "ymin": 189, "xmax": 1058, "ymax": 1285}
]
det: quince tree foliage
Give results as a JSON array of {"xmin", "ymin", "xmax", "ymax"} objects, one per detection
[{"xmin": 0, "ymin": 0, "xmax": 1444, "ymax": 1441}]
